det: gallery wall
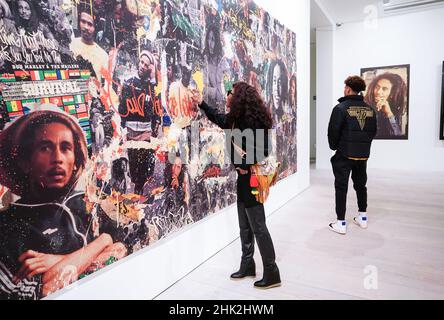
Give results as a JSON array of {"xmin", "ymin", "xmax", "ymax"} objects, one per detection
[
  {"xmin": 45, "ymin": 0, "xmax": 311, "ymax": 300},
  {"xmin": 316, "ymin": 6, "xmax": 444, "ymax": 171}
]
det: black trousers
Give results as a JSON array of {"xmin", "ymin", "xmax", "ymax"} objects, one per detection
[
  {"xmin": 236, "ymin": 171, "xmax": 276, "ymax": 270},
  {"xmin": 331, "ymin": 152, "xmax": 368, "ymax": 220}
]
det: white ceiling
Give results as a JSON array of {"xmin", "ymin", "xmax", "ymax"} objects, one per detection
[
  {"xmin": 311, "ymin": 0, "xmax": 334, "ymax": 29},
  {"xmin": 314, "ymin": 0, "xmax": 380, "ymax": 26},
  {"xmin": 312, "ymin": 0, "xmax": 444, "ymax": 28}
]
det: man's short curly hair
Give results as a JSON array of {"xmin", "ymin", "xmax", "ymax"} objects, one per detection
[{"xmin": 344, "ymin": 76, "xmax": 366, "ymax": 93}]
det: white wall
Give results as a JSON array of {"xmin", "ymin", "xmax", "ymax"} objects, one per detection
[
  {"xmin": 310, "ymin": 42, "xmax": 317, "ymax": 160},
  {"xmin": 48, "ymin": 0, "xmax": 311, "ymax": 300},
  {"xmin": 316, "ymin": 7, "xmax": 444, "ymax": 171},
  {"xmin": 316, "ymin": 28, "xmax": 335, "ymax": 169}
]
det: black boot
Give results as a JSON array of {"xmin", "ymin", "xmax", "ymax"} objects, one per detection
[
  {"xmin": 230, "ymin": 260, "xmax": 256, "ymax": 279},
  {"xmin": 231, "ymin": 202, "xmax": 256, "ymax": 279},
  {"xmin": 253, "ymin": 264, "xmax": 281, "ymax": 289},
  {"xmin": 245, "ymin": 204, "xmax": 281, "ymax": 289}
]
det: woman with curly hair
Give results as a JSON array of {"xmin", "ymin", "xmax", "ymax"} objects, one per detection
[
  {"xmin": 364, "ymin": 72, "xmax": 407, "ymax": 138},
  {"xmin": 191, "ymin": 82, "xmax": 281, "ymax": 289}
]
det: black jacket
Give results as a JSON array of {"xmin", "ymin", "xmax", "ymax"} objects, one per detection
[
  {"xmin": 0, "ymin": 191, "xmax": 95, "ymax": 300},
  {"xmin": 328, "ymin": 95, "xmax": 377, "ymax": 158},
  {"xmin": 198, "ymin": 101, "xmax": 271, "ymax": 169},
  {"xmin": 199, "ymin": 101, "xmax": 272, "ymax": 207},
  {"xmin": 0, "ymin": 190, "xmax": 129, "ymax": 300}
]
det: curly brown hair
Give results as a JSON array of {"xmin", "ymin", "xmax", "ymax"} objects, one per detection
[
  {"xmin": 226, "ymin": 82, "xmax": 273, "ymax": 129},
  {"xmin": 344, "ymin": 75, "xmax": 366, "ymax": 93}
]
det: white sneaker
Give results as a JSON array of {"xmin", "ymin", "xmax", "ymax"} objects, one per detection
[
  {"xmin": 328, "ymin": 220, "xmax": 346, "ymax": 235},
  {"xmin": 353, "ymin": 214, "xmax": 368, "ymax": 229}
]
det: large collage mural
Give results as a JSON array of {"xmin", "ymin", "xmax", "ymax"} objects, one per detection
[{"xmin": 0, "ymin": 0, "xmax": 297, "ymax": 299}]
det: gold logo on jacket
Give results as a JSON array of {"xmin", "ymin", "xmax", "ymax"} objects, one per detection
[{"xmin": 347, "ymin": 106, "xmax": 374, "ymax": 130}]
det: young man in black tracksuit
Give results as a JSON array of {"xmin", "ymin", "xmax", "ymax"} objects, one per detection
[{"xmin": 328, "ymin": 76, "xmax": 377, "ymax": 234}]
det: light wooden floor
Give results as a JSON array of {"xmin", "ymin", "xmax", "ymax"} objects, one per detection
[{"xmin": 155, "ymin": 168, "xmax": 444, "ymax": 300}]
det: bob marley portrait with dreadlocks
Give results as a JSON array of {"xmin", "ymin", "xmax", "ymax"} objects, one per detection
[
  {"xmin": 361, "ymin": 65, "xmax": 410, "ymax": 140},
  {"xmin": 0, "ymin": 105, "xmax": 127, "ymax": 300}
]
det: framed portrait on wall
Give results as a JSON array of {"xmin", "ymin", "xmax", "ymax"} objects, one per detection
[
  {"xmin": 361, "ymin": 64, "xmax": 410, "ymax": 140},
  {"xmin": 440, "ymin": 61, "xmax": 444, "ymax": 140}
]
